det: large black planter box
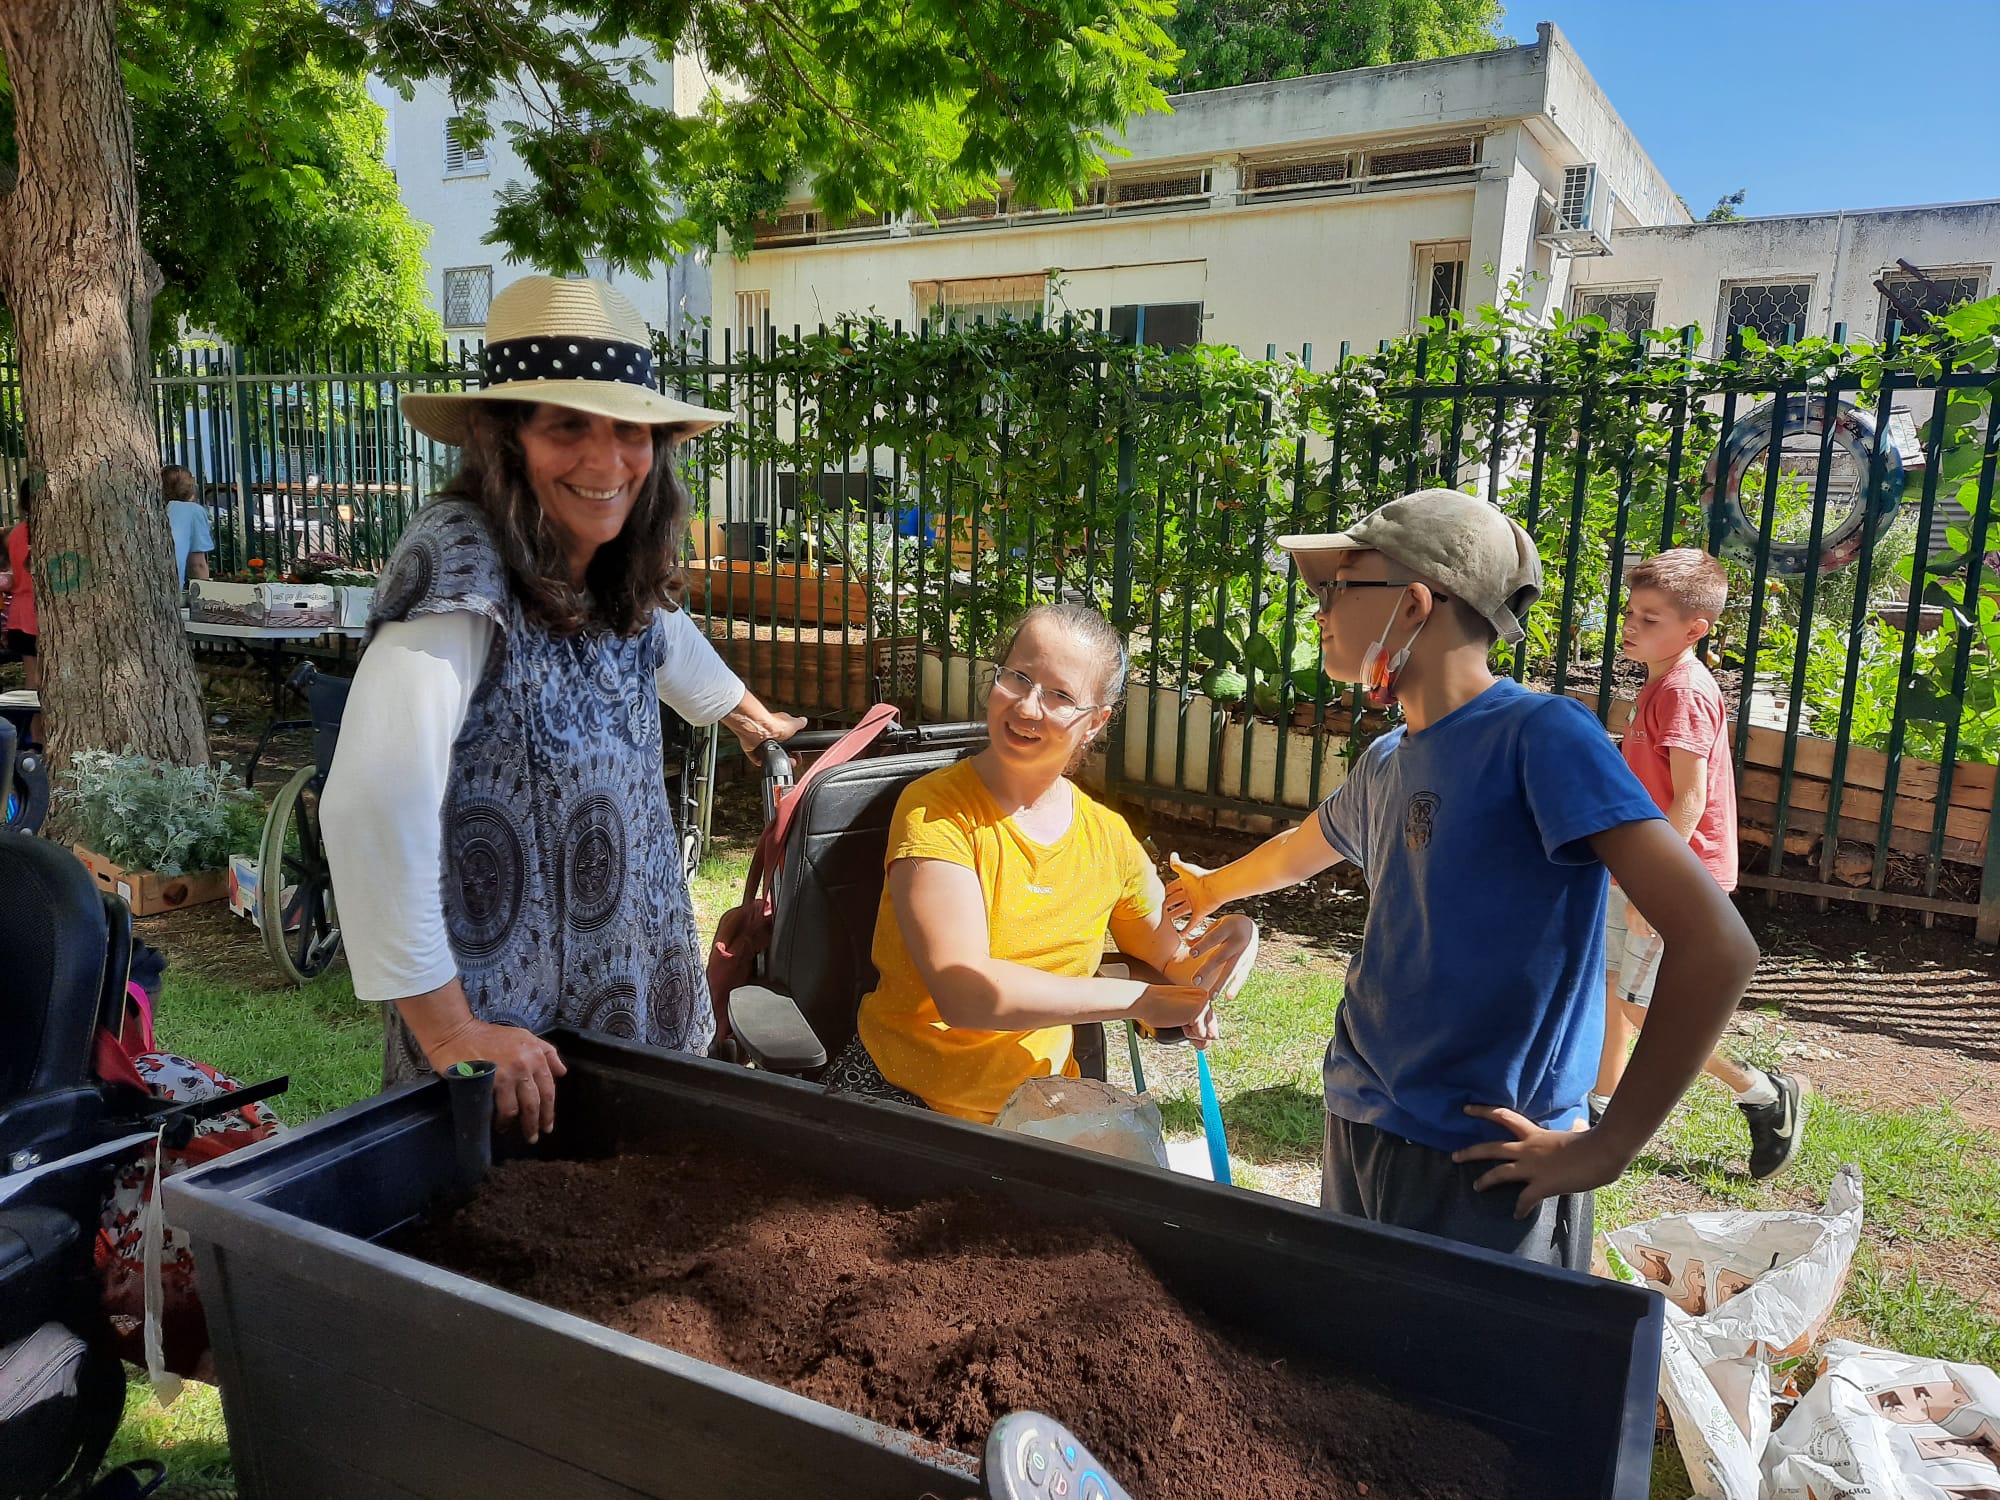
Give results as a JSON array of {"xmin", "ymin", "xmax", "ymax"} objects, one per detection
[{"xmin": 165, "ymin": 1031, "xmax": 1663, "ymax": 1499}]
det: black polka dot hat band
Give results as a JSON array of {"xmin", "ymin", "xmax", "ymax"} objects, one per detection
[
  {"xmin": 481, "ymin": 335, "xmax": 653, "ymax": 386},
  {"xmin": 399, "ymin": 275, "xmax": 732, "ymax": 446}
]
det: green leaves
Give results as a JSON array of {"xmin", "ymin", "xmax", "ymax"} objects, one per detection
[
  {"xmin": 1167, "ymin": 0, "xmax": 1504, "ymax": 89},
  {"xmin": 61, "ymin": 750, "xmax": 259, "ymax": 876}
]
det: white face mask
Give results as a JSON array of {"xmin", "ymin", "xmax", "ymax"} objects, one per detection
[{"xmin": 1360, "ymin": 588, "xmax": 1425, "ymax": 707}]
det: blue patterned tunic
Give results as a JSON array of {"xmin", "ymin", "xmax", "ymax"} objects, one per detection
[{"xmin": 369, "ymin": 500, "xmax": 712, "ymax": 1079}]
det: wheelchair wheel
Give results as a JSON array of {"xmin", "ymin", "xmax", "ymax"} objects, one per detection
[
  {"xmin": 258, "ymin": 763, "xmax": 343, "ymax": 986},
  {"xmin": 3, "ymin": 746, "xmax": 49, "ymax": 833}
]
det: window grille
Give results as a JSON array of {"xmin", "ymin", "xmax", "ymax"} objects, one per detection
[
  {"xmin": 442, "ymin": 266, "xmax": 493, "ymax": 328},
  {"xmin": 1110, "ymin": 171, "xmax": 1211, "ymax": 207},
  {"xmin": 1725, "ymin": 281, "xmax": 1815, "ymax": 345},
  {"xmin": 1877, "ymin": 270, "xmax": 1986, "ymax": 336},
  {"xmin": 1245, "ymin": 156, "xmax": 1352, "ymax": 193},
  {"xmin": 1575, "ymin": 287, "xmax": 1658, "ymax": 335},
  {"xmin": 1367, "ymin": 139, "xmax": 1478, "ymax": 178},
  {"xmin": 752, "ymin": 211, "xmax": 819, "ymax": 246}
]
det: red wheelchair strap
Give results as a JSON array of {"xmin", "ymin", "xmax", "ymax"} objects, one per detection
[{"xmin": 741, "ymin": 702, "xmax": 903, "ymax": 903}]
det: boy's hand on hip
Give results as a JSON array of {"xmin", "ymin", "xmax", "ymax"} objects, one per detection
[
  {"xmin": 1452, "ymin": 1105, "xmax": 1624, "ymax": 1218},
  {"xmin": 1164, "ymin": 853, "xmax": 1220, "ymax": 926}
]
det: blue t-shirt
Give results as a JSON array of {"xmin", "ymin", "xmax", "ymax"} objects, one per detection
[
  {"xmin": 1316, "ymin": 678, "xmax": 1663, "ymax": 1152},
  {"xmin": 167, "ymin": 500, "xmax": 215, "ymax": 586}
]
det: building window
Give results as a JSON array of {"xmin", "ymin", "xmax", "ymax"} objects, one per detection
[
  {"xmin": 1412, "ymin": 241, "xmax": 1469, "ymax": 326},
  {"xmin": 442, "ymin": 266, "xmax": 493, "ymax": 329},
  {"xmin": 1574, "ymin": 286, "xmax": 1658, "ymax": 335},
  {"xmin": 1109, "ymin": 302, "xmax": 1204, "ymax": 351},
  {"xmin": 734, "ymin": 290, "xmax": 772, "ymax": 354},
  {"xmin": 1723, "ymin": 280, "xmax": 1814, "ymax": 347},
  {"xmin": 443, "ymin": 116, "xmax": 487, "ymax": 176},
  {"xmin": 1877, "ymin": 266, "xmax": 1987, "ymax": 337},
  {"xmin": 915, "ymin": 275, "xmax": 1049, "ymax": 333},
  {"xmin": 580, "ymin": 256, "xmax": 610, "ymax": 283}
]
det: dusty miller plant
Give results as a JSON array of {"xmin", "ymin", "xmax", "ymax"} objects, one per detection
[{"xmin": 61, "ymin": 749, "xmax": 260, "ymax": 875}]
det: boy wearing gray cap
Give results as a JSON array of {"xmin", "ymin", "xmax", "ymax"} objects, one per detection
[{"xmin": 1166, "ymin": 489, "xmax": 1758, "ymax": 1268}]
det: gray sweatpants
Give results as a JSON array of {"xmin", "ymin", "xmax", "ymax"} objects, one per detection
[{"xmin": 1321, "ymin": 1113, "xmax": 1594, "ymax": 1271}]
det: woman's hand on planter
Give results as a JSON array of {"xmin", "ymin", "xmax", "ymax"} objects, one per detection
[
  {"xmin": 397, "ymin": 982, "xmax": 568, "ymax": 1143},
  {"xmin": 430, "ymin": 1021, "xmax": 567, "ymax": 1143}
]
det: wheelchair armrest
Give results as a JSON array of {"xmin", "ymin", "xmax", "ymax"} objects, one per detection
[
  {"xmin": 728, "ymin": 985, "xmax": 828, "ymax": 1073},
  {"xmin": 0, "ymin": 1206, "xmax": 80, "ymax": 1311}
]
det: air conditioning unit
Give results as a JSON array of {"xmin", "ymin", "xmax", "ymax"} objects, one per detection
[{"xmin": 1546, "ymin": 164, "xmax": 1616, "ymax": 256}]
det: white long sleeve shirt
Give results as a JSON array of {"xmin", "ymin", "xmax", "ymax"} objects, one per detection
[{"xmin": 320, "ymin": 606, "xmax": 742, "ymax": 1002}]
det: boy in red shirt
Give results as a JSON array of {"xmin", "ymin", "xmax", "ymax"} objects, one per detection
[{"xmin": 1592, "ymin": 548, "xmax": 1805, "ymax": 1178}]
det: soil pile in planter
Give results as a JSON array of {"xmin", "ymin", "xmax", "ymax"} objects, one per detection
[{"xmin": 400, "ymin": 1139, "xmax": 1526, "ymax": 1500}]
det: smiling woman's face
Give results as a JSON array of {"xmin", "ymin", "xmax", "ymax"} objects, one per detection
[{"xmin": 518, "ymin": 404, "xmax": 656, "ymax": 578}]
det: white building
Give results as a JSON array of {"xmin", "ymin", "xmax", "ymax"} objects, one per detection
[
  {"xmin": 710, "ymin": 23, "xmax": 1687, "ymax": 358},
  {"xmin": 369, "ymin": 64, "xmax": 717, "ymax": 343},
  {"xmin": 1569, "ymin": 200, "xmax": 1999, "ymax": 351}
]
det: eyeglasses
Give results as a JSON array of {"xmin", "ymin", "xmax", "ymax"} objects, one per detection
[
  {"xmin": 987, "ymin": 666, "xmax": 1101, "ymax": 725},
  {"xmin": 1310, "ymin": 578, "xmax": 1416, "ymax": 609}
]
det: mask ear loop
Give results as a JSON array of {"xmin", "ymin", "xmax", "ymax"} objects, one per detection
[{"xmin": 1361, "ymin": 587, "xmax": 1427, "ymax": 707}]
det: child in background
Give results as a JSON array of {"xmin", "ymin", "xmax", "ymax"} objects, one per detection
[
  {"xmin": 1592, "ymin": 548, "xmax": 1804, "ymax": 1179},
  {"xmin": 1167, "ymin": 489, "xmax": 1759, "ymax": 1268}
]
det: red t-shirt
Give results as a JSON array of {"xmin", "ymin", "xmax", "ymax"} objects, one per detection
[
  {"xmin": 1621, "ymin": 656, "xmax": 1737, "ymax": 891},
  {"xmin": 4, "ymin": 523, "xmax": 34, "ymax": 637}
]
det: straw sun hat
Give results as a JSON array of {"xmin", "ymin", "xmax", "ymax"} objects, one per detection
[{"xmin": 399, "ymin": 275, "xmax": 732, "ymax": 445}]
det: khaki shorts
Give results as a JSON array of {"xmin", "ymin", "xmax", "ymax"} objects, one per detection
[{"xmin": 1605, "ymin": 885, "xmax": 1664, "ymax": 1008}]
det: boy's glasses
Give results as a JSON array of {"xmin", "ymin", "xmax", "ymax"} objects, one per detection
[
  {"xmin": 1310, "ymin": 578, "xmax": 1415, "ymax": 609},
  {"xmin": 987, "ymin": 666, "xmax": 1100, "ymax": 725}
]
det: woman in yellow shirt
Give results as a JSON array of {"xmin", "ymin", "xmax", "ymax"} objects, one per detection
[{"xmin": 826, "ymin": 603, "xmax": 1257, "ymax": 1122}]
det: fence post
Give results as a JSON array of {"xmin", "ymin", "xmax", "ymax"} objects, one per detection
[
  {"xmin": 230, "ymin": 346, "xmax": 257, "ymax": 558},
  {"xmin": 1111, "ymin": 411, "xmax": 1136, "ymax": 632}
]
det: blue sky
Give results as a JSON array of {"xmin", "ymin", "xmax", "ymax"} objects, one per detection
[{"xmin": 1529, "ymin": 1, "xmax": 2000, "ymax": 217}]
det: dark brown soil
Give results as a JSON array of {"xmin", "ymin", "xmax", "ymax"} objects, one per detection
[{"xmin": 400, "ymin": 1138, "xmax": 1526, "ymax": 1500}]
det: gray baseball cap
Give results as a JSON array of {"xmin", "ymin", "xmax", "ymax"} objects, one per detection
[{"xmin": 1277, "ymin": 488, "xmax": 1543, "ymax": 645}]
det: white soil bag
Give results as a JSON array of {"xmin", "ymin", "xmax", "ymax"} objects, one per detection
[
  {"xmin": 1764, "ymin": 1341, "xmax": 2000, "ymax": 1500},
  {"xmin": 1605, "ymin": 1165, "xmax": 1865, "ymax": 1499}
]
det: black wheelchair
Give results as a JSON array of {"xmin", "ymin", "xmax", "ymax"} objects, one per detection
[
  {"xmin": 257, "ymin": 664, "xmax": 721, "ymax": 986},
  {"xmin": 0, "ymin": 688, "xmax": 48, "ymax": 834},
  {"xmin": 0, "ymin": 720, "xmax": 287, "ymax": 1498},
  {"xmin": 719, "ymin": 721, "xmax": 1163, "ymax": 1088}
]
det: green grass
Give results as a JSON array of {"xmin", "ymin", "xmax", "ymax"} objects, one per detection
[
  {"xmin": 1598, "ymin": 1073, "xmax": 2000, "ymax": 1240},
  {"xmin": 151, "ymin": 969, "xmax": 381, "ymax": 1127},
  {"xmin": 1140, "ymin": 963, "xmax": 1342, "ymax": 1161},
  {"xmin": 105, "ymin": 1379, "xmax": 231, "ymax": 1488}
]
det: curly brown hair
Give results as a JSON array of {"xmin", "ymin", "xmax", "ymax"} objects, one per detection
[{"xmin": 441, "ymin": 400, "xmax": 689, "ymax": 637}]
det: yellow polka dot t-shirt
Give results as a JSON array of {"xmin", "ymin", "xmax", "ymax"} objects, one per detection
[{"xmin": 856, "ymin": 758, "xmax": 1158, "ymax": 1122}]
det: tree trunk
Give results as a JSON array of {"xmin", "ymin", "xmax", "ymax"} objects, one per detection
[{"xmin": 0, "ymin": 0, "xmax": 210, "ymax": 769}]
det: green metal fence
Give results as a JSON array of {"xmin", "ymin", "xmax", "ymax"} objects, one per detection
[{"xmin": 1, "ymin": 312, "xmax": 1995, "ymax": 940}]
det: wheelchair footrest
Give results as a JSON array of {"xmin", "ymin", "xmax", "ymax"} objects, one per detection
[{"xmin": 727, "ymin": 986, "xmax": 828, "ymax": 1073}]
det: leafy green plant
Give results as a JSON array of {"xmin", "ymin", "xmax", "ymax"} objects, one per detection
[{"xmin": 61, "ymin": 750, "xmax": 260, "ymax": 875}]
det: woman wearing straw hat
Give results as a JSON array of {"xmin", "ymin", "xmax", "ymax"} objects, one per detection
[{"xmin": 322, "ymin": 275, "xmax": 802, "ymax": 1141}]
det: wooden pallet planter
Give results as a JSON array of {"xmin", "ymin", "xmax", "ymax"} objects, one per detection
[
  {"xmin": 72, "ymin": 846, "xmax": 228, "ymax": 916},
  {"xmin": 701, "ymin": 618, "xmax": 916, "ymax": 718},
  {"xmin": 1573, "ymin": 686, "xmax": 1996, "ymax": 870},
  {"xmin": 682, "ymin": 559, "xmax": 870, "ymax": 630}
]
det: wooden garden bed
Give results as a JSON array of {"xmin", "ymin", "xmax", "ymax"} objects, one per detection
[
  {"xmin": 700, "ymin": 617, "xmax": 916, "ymax": 718},
  {"xmin": 683, "ymin": 559, "xmax": 870, "ymax": 630}
]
